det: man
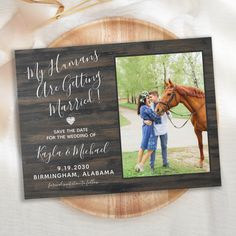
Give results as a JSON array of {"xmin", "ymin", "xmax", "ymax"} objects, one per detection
[{"xmin": 145, "ymin": 90, "xmax": 169, "ymax": 170}]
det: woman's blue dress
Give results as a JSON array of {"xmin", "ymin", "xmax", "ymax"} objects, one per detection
[{"xmin": 140, "ymin": 105, "xmax": 162, "ymax": 150}]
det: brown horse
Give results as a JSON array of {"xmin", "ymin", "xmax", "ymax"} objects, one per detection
[{"xmin": 155, "ymin": 79, "xmax": 207, "ymax": 168}]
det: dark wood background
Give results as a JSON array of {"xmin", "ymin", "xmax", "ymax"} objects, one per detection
[{"xmin": 15, "ymin": 37, "xmax": 221, "ymax": 199}]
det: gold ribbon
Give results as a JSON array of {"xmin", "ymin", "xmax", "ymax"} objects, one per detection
[
  {"xmin": 21, "ymin": 0, "xmax": 64, "ymax": 17},
  {"xmin": 21, "ymin": 0, "xmax": 111, "ymax": 29}
]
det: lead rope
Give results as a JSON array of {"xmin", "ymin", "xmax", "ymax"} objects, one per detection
[
  {"xmin": 166, "ymin": 102, "xmax": 205, "ymax": 129},
  {"xmin": 167, "ymin": 112, "xmax": 192, "ymax": 129}
]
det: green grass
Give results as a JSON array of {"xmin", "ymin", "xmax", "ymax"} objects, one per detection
[
  {"xmin": 119, "ymin": 102, "xmax": 137, "ymax": 111},
  {"xmin": 119, "ymin": 114, "xmax": 131, "ymax": 127},
  {"xmin": 122, "ymin": 148, "xmax": 209, "ymax": 178},
  {"xmin": 119, "ymin": 102, "xmax": 190, "ymax": 119}
]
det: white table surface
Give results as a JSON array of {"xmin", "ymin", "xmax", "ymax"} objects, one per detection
[{"xmin": 0, "ymin": 0, "xmax": 236, "ymax": 235}]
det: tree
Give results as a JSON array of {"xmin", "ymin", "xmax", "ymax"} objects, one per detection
[
  {"xmin": 182, "ymin": 52, "xmax": 204, "ymax": 89},
  {"xmin": 116, "ymin": 55, "xmax": 157, "ymax": 103},
  {"xmin": 115, "ymin": 52, "xmax": 205, "ymax": 104}
]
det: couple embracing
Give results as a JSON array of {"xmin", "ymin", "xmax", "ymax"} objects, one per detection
[{"xmin": 135, "ymin": 90, "xmax": 169, "ymax": 173}]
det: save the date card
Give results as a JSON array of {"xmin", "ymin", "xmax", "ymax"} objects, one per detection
[{"xmin": 15, "ymin": 38, "xmax": 221, "ymax": 199}]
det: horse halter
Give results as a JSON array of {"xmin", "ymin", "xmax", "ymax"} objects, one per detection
[{"xmin": 158, "ymin": 86, "xmax": 177, "ymax": 110}]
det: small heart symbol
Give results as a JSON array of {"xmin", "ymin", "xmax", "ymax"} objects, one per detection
[{"xmin": 66, "ymin": 116, "xmax": 75, "ymax": 125}]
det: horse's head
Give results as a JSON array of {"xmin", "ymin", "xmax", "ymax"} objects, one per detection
[{"xmin": 155, "ymin": 79, "xmax": 180, "ymax": 115}]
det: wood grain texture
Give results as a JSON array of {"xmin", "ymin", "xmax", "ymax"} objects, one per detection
[{"xmin": 49, "ymin": 17, "xmax": 187, "ymax": 218}]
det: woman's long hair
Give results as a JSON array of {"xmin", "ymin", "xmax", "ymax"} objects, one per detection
[{"xmin": 137, "ymin": 95, "xmax": 146, "ymax": 115}]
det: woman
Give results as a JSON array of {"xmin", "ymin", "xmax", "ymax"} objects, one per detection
[{"xmin": 135, "ymin": 91, "xmax": 162, "ymax": 172}]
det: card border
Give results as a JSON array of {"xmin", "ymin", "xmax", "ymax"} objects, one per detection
[{"xmin": 15, "ymin": 37, "xmax": 221, "ymax": 199}]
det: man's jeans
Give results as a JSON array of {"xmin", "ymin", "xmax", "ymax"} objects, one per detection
[{"xmin": 150, "ymin": 133, "xmax": 168, "ymax": 168}]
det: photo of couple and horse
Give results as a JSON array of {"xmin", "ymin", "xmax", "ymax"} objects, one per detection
[{"xmin": 116, "ymin": 51, "xmax": 210, "ymax": 178}]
